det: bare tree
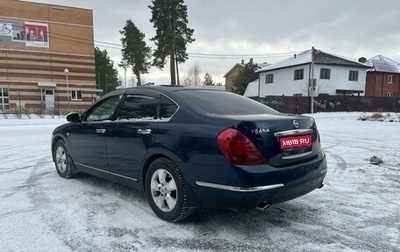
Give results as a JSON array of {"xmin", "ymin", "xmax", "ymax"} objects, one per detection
[
  {"xmin": 183, "ymin": 62, "xmax": 202, "ymax": 87},
  {"xmin": 300, "ymin": 81, "xmax": 328, "ymax": 96}
]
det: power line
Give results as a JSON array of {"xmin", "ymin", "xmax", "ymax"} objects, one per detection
[
  {"xmin": 188, "ymin": 53, "xmax": 300, "ymax": 60},
  {"xmin": 7, "ymin": 23, "xmax": 302, "ymax": 61},
  {"xmin": 92, "ymin": 39, "xmax": 301, "ymax": 60},
  {"xmin": 189, "ymin": 51, "xmax": 301, "ymax": 57}
]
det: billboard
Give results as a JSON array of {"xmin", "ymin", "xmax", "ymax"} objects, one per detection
[{"xmin": 0, "ymin": 20, "xmax": 49, "ymax": 48}]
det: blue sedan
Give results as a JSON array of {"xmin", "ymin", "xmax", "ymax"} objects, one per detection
[{"xmin": 52, "ymin": 86, "xmax": 327, "ymax": 222}]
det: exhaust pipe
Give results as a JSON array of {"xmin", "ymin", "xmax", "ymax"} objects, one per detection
[
  {"xmin": 317, "ymin": 182, "xmax": 324, "ymax": 189},
  {"xmin": 256, "ymin": 201, "xmax": 271, "ymax": 211}
]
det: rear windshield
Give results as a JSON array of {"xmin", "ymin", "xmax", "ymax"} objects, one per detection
[{"xmin": 177, "ymin": 90, "xmax": 278, "ymax": 115}]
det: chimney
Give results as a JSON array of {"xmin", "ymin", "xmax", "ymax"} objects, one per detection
[
  {"xmin": 249, "ymin": 58, "xmax": 253, "ymax": 65},
  {"xmin": 241, "ymin": 59, "xmax": 244, "ymax": 64},
  {"xmin": 358, "ymin": 57, "xmax": 367, "ymax": 63}
]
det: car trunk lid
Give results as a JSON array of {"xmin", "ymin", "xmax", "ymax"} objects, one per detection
[{"xmin": 232, "ymin": 114, "xmax": 320, "ymax": 167}]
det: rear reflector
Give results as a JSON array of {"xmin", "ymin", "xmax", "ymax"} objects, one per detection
[{"xmin": 217, "ymin": 128, "xmax": 266, "ymax": 165}]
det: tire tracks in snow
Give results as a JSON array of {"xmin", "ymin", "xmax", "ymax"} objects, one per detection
[
  {"xmin": 26, "ymin": 156, "xmax": 106, "ymax": 252},
  {"xmin": 313, "ymin": 134, "xmax": 400, "ymax": 251},
  {"xmin": 25, "ymin": 158, "xmax": 162, "ymax": 251}
]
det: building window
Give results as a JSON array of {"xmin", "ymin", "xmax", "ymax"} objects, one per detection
[
  {"xmin": 0, "ymin": 87, "xmax": 9, "ymax": 110},
  {"xmin": 388, "ymin": 74, "xmax": 394, "ymax": 84},
  {"xmin": 45, "ymin": 90, "xmax": 53, "ymax": 95},
  {"xmin": 348, "ymin": 70, "xmax": 358, "ymax": 81},
  {"xmin": 294, "ymin": 69, "xmax": 304, "ymax": 80},
  {"xmin": 70, "ymin": 90, "xmax": 82, "ymax": 100},
  {"xmin": 265, "ymin": 74, "xmax": 274, "ymax": 84},
  {"xmin": 320, "ymin": 68, "xmax": 331, "ymax": 79}
]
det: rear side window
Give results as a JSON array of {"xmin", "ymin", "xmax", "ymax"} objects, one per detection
[
  {"xmin": 159, "ymin": 94, "xmax": 178, "ymax": 120},
  {"xmin": 117, "ymin": 94, "xmax": 158, "ymax": 120},
  {"xmin": 178, "ymin": 90, "xmax": 278, "ymax": 115}
]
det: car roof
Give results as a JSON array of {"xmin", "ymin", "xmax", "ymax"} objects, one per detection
[
  {"xmin": 132, "ymin": 85, "xmax": 223, "ymax": 92},
  {"xmin": 103, "ymin": 85, "xmax": 224, "ymax": 98}
]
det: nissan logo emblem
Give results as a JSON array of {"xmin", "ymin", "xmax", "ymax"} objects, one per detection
[{"xmin": 293, "ymin": 120, "xmax": 299, "ymax": 128}]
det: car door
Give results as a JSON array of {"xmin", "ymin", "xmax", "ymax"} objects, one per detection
[
  {"xmin": 68, "ymin": 94, "xmax": 122, "ymax": 173},
  {"xmin": 105, "ymin": 90, "xmax": 159, "ymax": 181}
]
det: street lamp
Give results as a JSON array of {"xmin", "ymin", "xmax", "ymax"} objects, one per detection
[{"xmin": 64, "ymin": 68, "xmax": 70, "ymax": 113}]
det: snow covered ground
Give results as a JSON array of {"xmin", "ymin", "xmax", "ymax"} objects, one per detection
[{"xmin": 0, "ymin": 112, "xmax": 399, "ymax": 252}]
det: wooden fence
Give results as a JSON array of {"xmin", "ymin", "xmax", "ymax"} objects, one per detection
[{"xmin": 254, "ymin": 96, "xmax": 400, "ymax": 114}]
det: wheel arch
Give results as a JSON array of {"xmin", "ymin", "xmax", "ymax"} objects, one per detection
[
  {"xmin": 141, "ymin": 150, "xmax": 182, "ymax": 192},
  {"xmin": 141, "ymin": 149, "xmax": 201, "ymax": 208}
]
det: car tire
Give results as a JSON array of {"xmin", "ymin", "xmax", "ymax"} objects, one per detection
[
  {"xmin": 53, "ymin": 140, "xmax": 73, "ymax": 179},
  {"xmin": 145, "ymin": 158, "xmax": 194, "ymax": 222}
]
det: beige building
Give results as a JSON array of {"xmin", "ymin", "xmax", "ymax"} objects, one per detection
[
  {"xmin": 224, "ymin": 59, "xmax": 268, "ymax": 93},
  {"xmin": 0, "ymin": 0, "xmax": 100, "ymax": 115},
  {"xmin": 224, "ymin": 61, "xmax": 245, "ymax": 92}
]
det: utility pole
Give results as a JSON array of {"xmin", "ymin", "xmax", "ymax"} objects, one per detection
[
  {"xmin": 105, "ymin": 73, "xmax": 108, "ymax": 94},
  {"xmin": 310, "ymin": 47, "xmax": 315, "ymax": 114}
]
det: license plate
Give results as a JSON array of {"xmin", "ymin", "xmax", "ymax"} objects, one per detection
[{"xmin": 280, "ymin": 135, "xmax": 312, "ymax": 149}]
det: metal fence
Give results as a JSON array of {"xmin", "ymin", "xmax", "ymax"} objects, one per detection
[{"xmin": 254, "ymin": 96, "xmax": 400, "ymax": 114}]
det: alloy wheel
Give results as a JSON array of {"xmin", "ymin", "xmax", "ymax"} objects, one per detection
[
  {"xmin": 56, "ymin": 146, "xmax": 67, "ymax": 173},
  {"xmin": 150, "ymin": 169, "xmax": 178, "ymax": 212}
]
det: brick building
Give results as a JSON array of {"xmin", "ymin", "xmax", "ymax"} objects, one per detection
[
  {"xmin": 365, "ymin": 55, "xmax": 400, "ymax": 97},
  {"xmin": 0, "ymin": 0, "xmax": 100, "ymax": 115}
]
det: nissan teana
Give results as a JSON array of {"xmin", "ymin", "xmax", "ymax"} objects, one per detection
[{"xmin": 51, "ymin": 86, "xmax": 327, "ymax": 222}]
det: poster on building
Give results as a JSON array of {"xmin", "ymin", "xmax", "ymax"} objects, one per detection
[
  {"xmin": 0, "ymin": 23, "xmax": 13, "ymax": 36},
  {"xmin": 0, "ymin": 20, "xmax": 49, "ymax": 48}
]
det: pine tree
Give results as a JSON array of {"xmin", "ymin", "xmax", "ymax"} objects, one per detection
[
  {"xmin": 95, "ymin": 47, "xmax": 120, "ymax": 93},
  {"xmin": 203, "ymin": 73, "xmax": 215, "ymax": 86},
  {"xmin": 232, "ymin": 62, "xmax": 259, "ymax": 95},
  {"xmin": 120, "ymin": 20, "xmax": 151, "ymax": 86},
  {"xmin": 149, "ymin": 0, "xmax": 195, "ymax": 85}
]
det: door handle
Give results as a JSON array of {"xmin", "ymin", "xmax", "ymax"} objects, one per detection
[
  {"xmin": 137, "ymin": 129, "xmax": 151, "ymax": 135},
  {"xmin": 96, "ymin": 129, "xmax": 106, "ymax": 134}
]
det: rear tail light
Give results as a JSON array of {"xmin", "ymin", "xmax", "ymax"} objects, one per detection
[{"xmin": 217, "ymin": 128, "xmax": 267, "ymax": 165}]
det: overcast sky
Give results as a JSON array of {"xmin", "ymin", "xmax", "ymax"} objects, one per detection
[{"xmin": 26, "ymin": 0, "xmax": 400, "ymax": 85}]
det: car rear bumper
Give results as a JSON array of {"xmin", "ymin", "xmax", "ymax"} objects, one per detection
[{"xmin": 192, "ymin": 151, "xmax": 327, "ymax": 209}]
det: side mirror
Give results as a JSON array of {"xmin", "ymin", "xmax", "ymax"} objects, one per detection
[{"xmin": 66, "ymin": 112, "xmax": 81, "ymax": 122}]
